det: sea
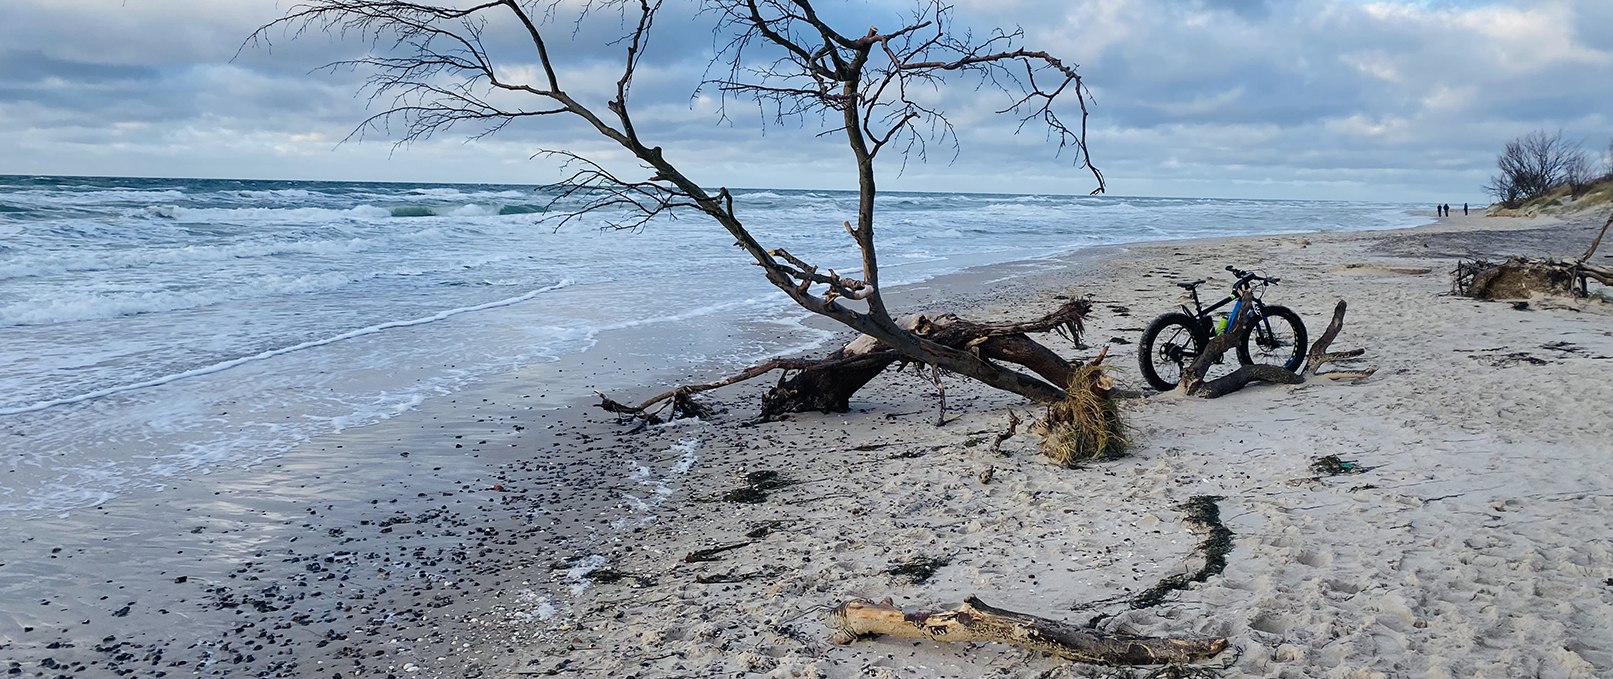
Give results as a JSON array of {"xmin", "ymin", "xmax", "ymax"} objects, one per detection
[{"xmin": 0, "ymin": 175, "xmax": 1424, "ymax": 518}]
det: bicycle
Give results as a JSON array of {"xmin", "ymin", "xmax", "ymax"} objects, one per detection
[{"xmin": 1137, "ymin": 266, "xmax": 1308, "ymax": 391}]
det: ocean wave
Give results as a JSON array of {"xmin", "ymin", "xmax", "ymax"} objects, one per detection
[
  {"xmin": 401, "ymin": 187, "xmax": 531, "ymax": 200},
  {"xmin": 138, "ymin": 204, "xmax": 394, "ymax": 223},
  {"xmin": 229, "ymin": 188, "xmax": 319, "ymax": 200},
  {"xmin": 0, "ymin": 233, "xmax": 394, "ymax": 280},
  {"xmin": 2, "ymin": 188, "xmax": 190, "ymax": 208},
  {"xmin": 122, "ymin": 201, "xmax": 547, "ymax": 223},
  {"xmin": 0, "ymin": 280, "xmax": 576, "ymax": 415},
  {"xmin": 0, "ymin": 272, "xmax": 359, "ymax": 326},
  {"xmin": 389, "ymin": 203, "xmax": 512, "ymax": 218},
  {"xmin": 732, "ymin": 190, "xmax": 788, "ymax": 200}
]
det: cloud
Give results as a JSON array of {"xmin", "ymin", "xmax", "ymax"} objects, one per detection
[{"xmin": 0, "ymin": 0, "xmax": 1608, "ymax": 202}]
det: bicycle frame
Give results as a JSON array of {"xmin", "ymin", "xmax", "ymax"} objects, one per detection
[{"xmin": 1179, "ymin": 282, "xmax": 1271, "ymax": 338}]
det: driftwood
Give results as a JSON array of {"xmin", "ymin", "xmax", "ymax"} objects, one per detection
[
  {"xmin": 1178, "ymin": 290, "xmax": 1302, "ymax": 398},
  {"xmin": 1180, "ymin": 292, "xmax": 1371, "ymax": 398},
  {"xmin": 1302, "ymin": 301, "xmax": 1374, "ymax": 380},
  {"xmin": 827, "ymin": 595, "xmax": 1227, "ymax": 666},
  {"xmin": 1453, "ymin": 213, "xmax": 1613, "ymax": 299},
  {"xmin": 600, "ymin": 299, "xmax": 1093, "ymax": 422}
]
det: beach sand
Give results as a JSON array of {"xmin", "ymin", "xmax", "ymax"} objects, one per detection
[
  {"xmin": 504, "ymin": 210, "xmax": 1613, "ymax": 679},
  {"xmin": 4, "ymin": 210, "xmax": 1611, "ymax": 678}
]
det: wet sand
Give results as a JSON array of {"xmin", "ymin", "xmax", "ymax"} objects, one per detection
[{"xmin": 3, "ymin": 209, "xmax": 1611, "ymax": 677}]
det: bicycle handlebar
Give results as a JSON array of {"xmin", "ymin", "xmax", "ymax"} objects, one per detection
[{"xmin": 1224, "ymin": 265, "xmax": 1280, "ymax": 286}]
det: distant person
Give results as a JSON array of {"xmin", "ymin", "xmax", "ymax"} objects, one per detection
[
  {"xmin": 1463, "ymin": 203, "xmax": 1468, "ymax": 215},
  {"xmin": 1436, "ymin": 204, "xmax": 1443, "ymax": 217}
]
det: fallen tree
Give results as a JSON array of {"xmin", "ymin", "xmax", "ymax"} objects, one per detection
[
  {"xmin": 1452, "ymin": 213, "xmax": 1613, "ymax": 299},
  {"xmin": 827, "ymin": 595, "xmax": 1226, "ymax": 666},
  {"xmin": 1178, "ymin": 292, "xmax": 1373, "ymax": 398},
  {"xmin": 255, "ymin": 0, "xmax": 1107, "ymax": 421},
  {"xmin": 600, "ymin": 299, "xmax": 1094, "ymax": 422}
]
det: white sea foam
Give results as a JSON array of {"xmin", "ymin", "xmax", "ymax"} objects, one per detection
[
  {"xmin": 0, "ymin": 280, "xmax": 574, "ymax": 415},
  {"xmin": 0, "ymin": 272, "xmax": 354, "ymax": 325},
  {"xmin": 610, "ymin": 438, "xmax": 703, "ymax": 530}
]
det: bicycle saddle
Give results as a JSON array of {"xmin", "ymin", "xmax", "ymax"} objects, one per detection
[{"xmin": 1175, "ymin": 279, "xmax": 1205, "ymax": 290}]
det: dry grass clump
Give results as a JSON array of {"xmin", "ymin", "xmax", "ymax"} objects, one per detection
[{"xmin": 1037, "ymin": 363, "xmax": 1127, "ymax": 465}]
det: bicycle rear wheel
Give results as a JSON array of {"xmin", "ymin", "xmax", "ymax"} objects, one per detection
[
  {"xmin": 1138, "ymin": 312, "xmax": 1207, "ymax": 391},
  {"xmin": 1236, "ymin": 305, "xmax": 1307, "ymax": 371}
]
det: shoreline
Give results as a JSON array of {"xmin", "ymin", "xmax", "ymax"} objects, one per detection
[{"xmin": 4, "ymin": 210, "xmax": 1611, "ymax": 677}]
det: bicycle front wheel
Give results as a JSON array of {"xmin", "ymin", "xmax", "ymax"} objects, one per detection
[
  {"xmin": 1237, "ymin": 305, "xmax": 1307, "ymax": 371},
  {"xmin": 1138, "ymin": 312, "xmax": 1207, "ymax": 391}
]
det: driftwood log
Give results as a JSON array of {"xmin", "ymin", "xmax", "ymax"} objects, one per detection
[
  {"xmin": 827, "ymin": 596, "xmax": 1226, "ymax": 666},
  {"xmin": 600, "ymin": 299, "xmax": 1093, "ymax": 422},
  {"xmin": 1177, "ymin": 289, "xmax": 1301, "ymax": 398},
  {"xmin": 1179, "ymin": 292, "xmax": 1370, "ymax": 398},
  {"xmin": 1453, "ymin": 213, "xmax": 1613, "ymax": 299},
  {"xmin": 1302, "ymin": 301, "xmax": 1375, "ymax": 380}
]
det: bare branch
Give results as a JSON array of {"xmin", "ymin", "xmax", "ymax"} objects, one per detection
[{"xmin": 254, "ymin": 0, "xmax": 1108, "ymax": 413}]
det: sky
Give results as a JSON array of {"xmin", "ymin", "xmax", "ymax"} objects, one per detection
[{"xmin": 1, "ymin": 0, "xmax": 1610, "ymax": 203}]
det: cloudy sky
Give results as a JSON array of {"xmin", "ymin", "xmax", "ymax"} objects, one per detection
[{"xmin": 1, "ymin": 0, "xmax": 1609, "ymax": 203}]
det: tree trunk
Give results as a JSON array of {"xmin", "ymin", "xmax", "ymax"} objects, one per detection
[
  {"xmin": 828, "ymin": 595, "xmax": 1226, "ymax": 665},
  {"xmin": 602, "ymin": 300, "xmax": 1093, "ymax": 421}
]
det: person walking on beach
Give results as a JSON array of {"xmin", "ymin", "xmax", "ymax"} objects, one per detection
[{"xmin": 1463, "ymin": 203, "xmax": 1468, "ymax": 215}]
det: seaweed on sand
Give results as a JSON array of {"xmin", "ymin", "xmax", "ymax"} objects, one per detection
[
  {"xmin": 1310, "ymin": 454, "xmax": 1382, "ymax": 478},
  {"xmin": 1130, "ymin": 496, "xmax": 1233, "ymax": 610},
  {"xmin": 720, "ymin": 470, "xmax": 797, "ymax": 504},
  {"xmin": 1310, "ymin": 455, "xmax": 1366, "ymax": 476},
  {"xmin": 885, "ymin": 556, "xmax": 951, "ymax": 585}
]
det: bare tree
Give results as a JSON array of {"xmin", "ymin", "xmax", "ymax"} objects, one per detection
[
  {"xmin": 1564, "ymin": 151, "xmax": 1595, "ymax": 197},
  {"xmin": 252, "ymin": 0, "xmax": 1107, "ymax": 419},
  {"xmin": 1604, "ymin": 136, "xmax": 1613, "ymax": 181},
  {"xmin": 1484, "ymin": 129, "xmax": 1584, "ymax": 207}
]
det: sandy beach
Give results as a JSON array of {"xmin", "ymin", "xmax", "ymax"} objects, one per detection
[
  {"xmin": 4, "ymin": 209, "xmax": 1612, "ymax": 678},
  {"xmin": 502, "ymin": 210, "xmax": 1613, "ymax": 678}
]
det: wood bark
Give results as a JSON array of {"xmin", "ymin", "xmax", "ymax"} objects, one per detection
[
  {"xmin": 827, "ymin": 596, "xmax": 1227, "ymax": 666},
  {"xmin": 601, "ymin": 299, "xmax": 1092, "ymax": 421}
]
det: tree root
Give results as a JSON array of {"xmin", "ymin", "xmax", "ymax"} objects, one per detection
[
  {"xmin": 1453, "ymin": 213, "xmax": 1613, "ymax": 299},
  {"xmin": 1037, "ymin": 348, "xmax": 1129, "ymax": 463}
]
